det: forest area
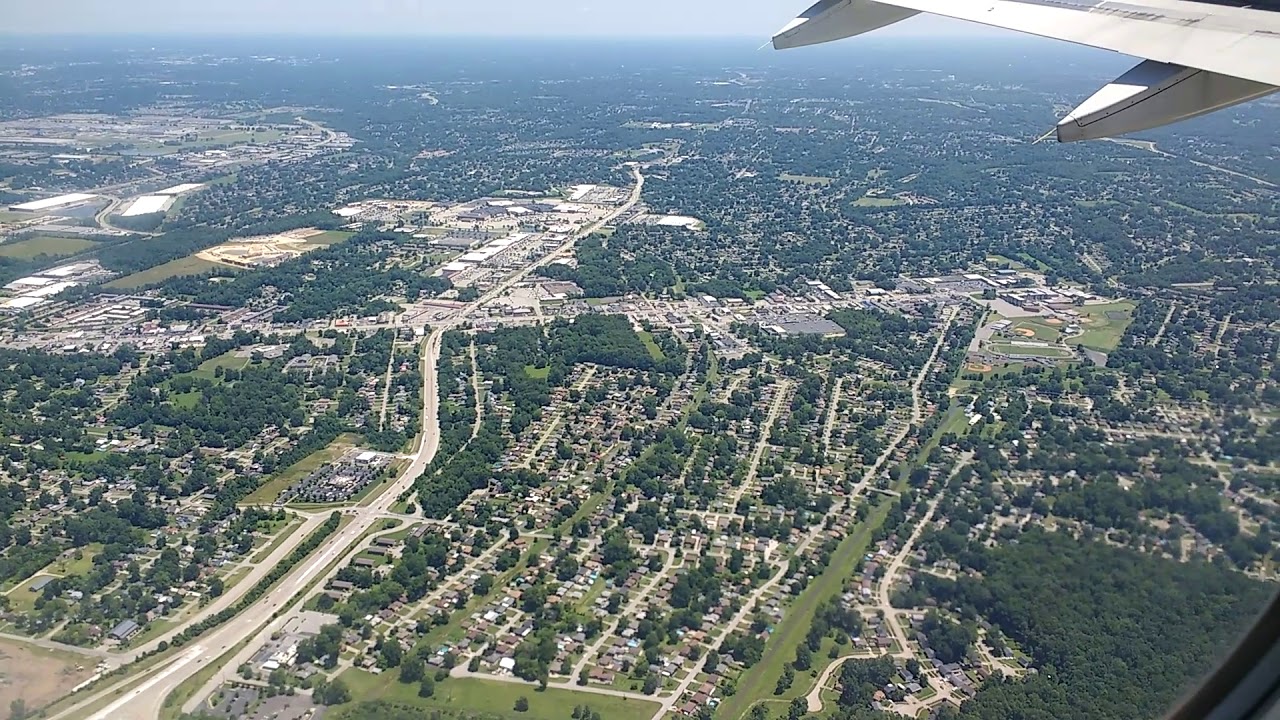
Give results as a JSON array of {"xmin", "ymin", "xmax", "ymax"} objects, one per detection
[{"xmin": 917, "ymin": 531, "xmax": 1272, "ymax": 720}]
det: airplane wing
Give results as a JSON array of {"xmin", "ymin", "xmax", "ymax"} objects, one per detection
[{"xmin": 773, "ymin": 0, "xmax": 1280, "ymax": 141}]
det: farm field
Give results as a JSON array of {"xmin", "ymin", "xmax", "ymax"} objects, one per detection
[
  {"xmin": 0, "ymin": 235, "xmax": 96, "ymax": 259},
  {"xmin": 105, "ymin": 254, "xmax": 229, "ymax": 289}
]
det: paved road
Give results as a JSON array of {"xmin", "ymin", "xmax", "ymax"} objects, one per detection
[
  {"xmin": 877, "ymin": 452, "xmax": 974, "ymax": 658},
  {"xmin": 729, "ymin": 379, "xmax": 792, "ymax": 507},
  {"xmin": 449, "ymin": 666, "xmax": 657, "ymax": 704},
  {"xmin": 179, "ymin": 522, "xmax": 411, "ymax": 716},
  {"xmin": 54, "ymin": 164, "xmax": 649, "ymax": 720},
  {"xmin": 56, "ymin": 328, "xmax": 446, "ymax": 720},
  {"xmin": 0, "ymin": 631, "xmax": 111, "ymax": 660}
]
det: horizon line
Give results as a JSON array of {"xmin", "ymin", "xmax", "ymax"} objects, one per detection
[{"xmin": 0, "ymin": 30, "xmax": 1018, "ymax": 40}]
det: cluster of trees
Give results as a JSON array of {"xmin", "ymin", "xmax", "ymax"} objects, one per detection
[
  {"xmin": 921, "ymin": 531, "xmax": 1273, "ymax": 720},
  {"xmin": 836, "ymin": 656, "xmax": 899, "ymax": 711},
  {"xmin": 111, "ymin": 363, "xmax": 304, "ymax": 450},
  {"xmin": 334, "ymin": 531, "xmax": 457, "ymax": 615},
  {"xmin": 539, "ymin": 234, "xmax": 676, "ymax": 297},
  {"xmin": 161, "ymin": 231, "xmax": 449, "ymax": 320},
  {"xmin": 920, "ymin": 611, "xmax": 977, "ymax": 665},
  {"xmin": 0, "ymin": 347, "xmax": 127, "ymax": 452},
  {"xmin": 414, "ymin": 420, "xmax": 507, "ymax": 518},
  {"xmin": 473, "ymin": 316, "xmax": 681, "ymax": 436}
]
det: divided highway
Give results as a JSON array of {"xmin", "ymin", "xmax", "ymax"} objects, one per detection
[
  {"xmin": 57, "ymin": 328, "xmax": 445, "ymax": 720},
  {"xmin": 52, "ymin": 164, "xmax": 647, "ymax": 720}
]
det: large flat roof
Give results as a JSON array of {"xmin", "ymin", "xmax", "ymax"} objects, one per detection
[
  {"xmin": 22, "ymin": 280, "xmax": 77, "ymax": 298},
  {"xmin": 2, "ymin": 296, "xmax": 44, "ymax": 310},
  {"xmin": 10, "ymin": 193, "xmax": 98, "ymax": 212},
  {"xmin": 156, "ymin": 183, "xmax": 204, "ymax": 195},
  {"xmin": 121, "ymin": 195, "xmax": 170, "ymax": 217}
]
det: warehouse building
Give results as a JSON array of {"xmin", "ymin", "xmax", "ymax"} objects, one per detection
[{"xmin": 9, "ymin": 193, "xmax": 98, "ymax": 213}]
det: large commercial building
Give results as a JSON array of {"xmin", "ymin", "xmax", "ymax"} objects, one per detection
[
  {"xmin": 155, "ymin": 183, "xmax": 204, "ymax": 195},
  {"xmin": 9, "ymin": 193, "xmax": 98, "ymax": 213},
  {"xmin": 121, "ymin": 195, "xmax": 171, "ymax": 216}
]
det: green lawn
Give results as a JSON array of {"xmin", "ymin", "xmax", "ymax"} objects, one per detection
[
  {"xmin": 987, "ymin": 342, "xmax": 1075, "ymax": 359},
  {"xmin": 7, "ymin": 574, "xmax": 57, "ymax": 612},
  {"xmin": 1073, "ymin": 301, "xmax": 1137, "ymax": 351},
  {"xmin": 106, "ymin": 255, "xmax": 230, "ymax": 289},
  {"xmin": 300, "ymin": 230, "xmax": 355, "ymax": 250},
  {"xmin": 170, "ymin": 390, "xmax": 201, "ymax": 409},
  {"xmin": 524, "ymin": 365, "xmax": 551, "ymax": 380},
  {"xmin": 132, "ymin": 129, "xmax": 287, "ymax": 156},
  {"xmin": 1011, "ymin": 319, "xmax": 1062, "ymax": 343},
  {"xmin": 46, "ymin": 543, "xmax": 103, "ymax": 577},
  {"xmin": 636, "ymin": 330, "xmax": 666, "ymax": 361},
  {"xmin": 0, "ymin": 235, "xmax": 96, "ymax": 259},
  {"xmin": 1015, "ymin": 254, "xmax": 1053, "ymax": 273},
  {"xmin": 852, "ymin": 196, "xmax": 904, "ymax": 208},
  {"xmin": 250, "ymin": 519, "xmax": 302, "ymax": 563},
  {"xmin": 717, "ymin": 499, "xmax": 894, "ymax": 720},
  {"xmin": 985, "ymin": 255, "xmax": 1027, "ymax": 270},
  {"xmin": 337, "ymin": 671, "xmax": 661, "ymax": 720},
  {"xmin": 191, "ymin": 350, "xmax": 251, "ymax": 380},
  {"xmin": 242, "ymin": 433, "xmax": 362, "ymax": 505}
]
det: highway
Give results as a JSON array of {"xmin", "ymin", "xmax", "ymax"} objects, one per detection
[
  {"xmin": 58, "ymin": 328, "xmax": 445, "ymax": 720},
  {"xmin": 53, "ymin": 164, "xmax": 648, "ymax": 720}
]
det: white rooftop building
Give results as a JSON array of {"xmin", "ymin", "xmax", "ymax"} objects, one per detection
[
  {"xmin": 155, "ymin": 183, "xmax": 204, "ymax": 195},
  {"xmin": 9, "ymin": 193, "xmax": 98, "ymax": 212},
  {"xmin": 121, "ymin": 195, "xmax": 171, "ymax": 217}
]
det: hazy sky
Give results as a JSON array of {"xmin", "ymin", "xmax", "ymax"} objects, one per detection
[{"xmin": 6, "ymin": 0, "xmax": 999, "ymax": 37}]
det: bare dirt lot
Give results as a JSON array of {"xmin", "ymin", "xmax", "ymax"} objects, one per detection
[
  {"xmin": 195, "ymin": 228, "xmax": 350, "ymax": 269},
  {"xmin": 0, "ymin": 639, "xmax": 94, "ymax": 711}
]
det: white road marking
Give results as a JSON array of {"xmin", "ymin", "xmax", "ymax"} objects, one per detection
[{"xmin": 86, "ymin": 645, "xmax": 206, "ymax": 720}]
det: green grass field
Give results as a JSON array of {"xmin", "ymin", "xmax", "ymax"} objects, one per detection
[
  {"xmin": 170, "ymin": 390, "xmax": 201, "ymax": 409},
  {"xmin": 716, "ymin": 501, "xmax": 893, "ymax": 720},
  {"xmin": 0, "ymin": 235, "xmax": 96, "ymax": 259},
  {"xmin": 524, "ymin": 365, "xmax": 550, "ymax": 380},
  {"xmin": 106, "ymin": 255, "xmax": 230, "ymax": 289},
  {"xmin": 132, "ymin": 129, "xmax": 287, "ymax": 156},
  {"xmin": 46, "ymin": 543, "xmax": 103, "ymax": 577},
  {"xmin": 987, "ymin": 342, "xmax": 1075, "ymax": 359},
  {"xmin": 337, "ymin": 672, "xmax": 660, "ymax": 720},
  {"xmin": 636, "ymin": 330, "xmax": 666, "ymax": 361},
  {"xmin": 242, "ymin": 433, "xmax": 362, "ymax": 505},
  {"xmin": 299, "ymin": 230, "xmax": 355, "ymax": 250},
  {"xmin": 1010, "ymin": 319, "xmax": 1063, "ymax": 343},
  {"xmin": 852, "ymin": 196, "xmax": 904, "ymax": 207},
  {"xmin": 7, "ymin": 575, "xmax": 56, "ymax": 612},
  {"xmin": 250, "ymin": 519, "xmax": 303, "ymax": 563},
  {"xmin": 1073, "ymin": 301, "xmax": 1137, "ymax": 351},
  {"xmin": 985, "ymin": 255, "xmax": 1027, "ymax": 270},
  {"xmin": 191, "ymin": 350, "xmax": 251, "ymax": 380}
]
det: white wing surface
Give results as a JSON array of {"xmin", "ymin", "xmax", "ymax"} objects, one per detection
[{"xmin": 773, "ymin": 0, "xmax": 1280, "ymax": 141}]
